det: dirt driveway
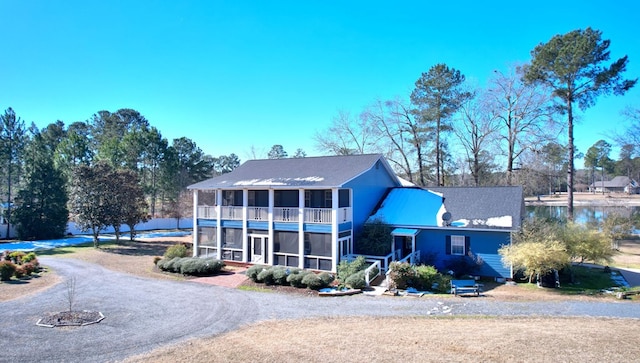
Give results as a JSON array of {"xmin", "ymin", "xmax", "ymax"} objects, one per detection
[{"xmin": 2, "ymin": 256, "xmax": 640, "ymax": 362}]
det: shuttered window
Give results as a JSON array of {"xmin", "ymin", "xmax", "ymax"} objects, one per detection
[{"xmin": 446, "ymin": 235, "xmax": 470, "ymax": 255}]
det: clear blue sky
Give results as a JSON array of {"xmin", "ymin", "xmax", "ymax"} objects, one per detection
[{"xmin": 1, "ymin": 1, "xmax": 639, "ymax": 167}]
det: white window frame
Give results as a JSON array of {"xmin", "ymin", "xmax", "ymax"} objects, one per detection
[{"xmin": 451, "ymin": 235, "xmax": 465, "ymax": 256}]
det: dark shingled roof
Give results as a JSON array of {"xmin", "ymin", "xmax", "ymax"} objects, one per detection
[
  {"xmin": 429, "ymin": 186, "xmax": 525, "ymax": 230},
  {"xmin": 188, "ymin": 154, "xmax": 398, "ymax": 190}
]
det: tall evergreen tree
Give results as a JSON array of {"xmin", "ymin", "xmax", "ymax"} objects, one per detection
[
  {"xmin": 0, "ymin": 108, "xmax": 27, "ymax": 237},
  {"xmin": 411, "ymin": 64, "xmax": 472, "ymax": 186},
  {"xmin": 12, "ymin": 131, "xmax": 68, "ymax": 240},
  {"xmin": 524, "ymin": 27, "xmax": 636, "ymax": 220}
]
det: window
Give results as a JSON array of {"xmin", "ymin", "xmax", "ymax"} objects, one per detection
[
  {"xmin": 450, "ymin": 235, "xmax": 465, "ymax": 255},
  {"xmin": 304, "ymin": 232, "xmax": 332, "ymax": 257}
]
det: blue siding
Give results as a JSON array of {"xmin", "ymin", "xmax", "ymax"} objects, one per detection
[
  {"xmin": 273, "ymin": 222, "xmax": 299, "ymax": 232},
  {"xmin": 247, "ymin": 221, "xmax": 268, "ymax": 229},
  {"xmin": 344, "ymin": 161, "xmax": 397, "ymax": 236},
  {"xmin": 416, "ymin": 229, "xmax": 512, "ymax": 278},
  {"xmin": 338, "ymin": 221, "xmax": 352, "ymax": 232},
  {"xmin": 221, "ymin": 220, "xmax": 243, "ymax": 228},
  {"xmin": 198, "ymin": 219, "xmax": 217, "ymax": 227},
  {"xmin": 304, "ymin": 224, "xmax": 332, "ymax": 233}
]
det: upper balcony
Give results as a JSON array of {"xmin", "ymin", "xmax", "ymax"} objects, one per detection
[{"xmin": 196, "ymin": 206, "xmax": 352, "ymax": 224}]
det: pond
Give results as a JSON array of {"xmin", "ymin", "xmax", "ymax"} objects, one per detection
[{"xmin": 526, "ymin": 205, "xmax": 640, "ymax": 227}]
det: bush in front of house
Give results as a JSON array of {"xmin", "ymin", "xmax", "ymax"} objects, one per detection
[
  {"xmin": 163, "ymin": 244, "xmax": 189, "ymax": 259},
  {"xmin": 271, "ymin": 266, "xmax": 290, "ymax": 285},
  {"xmin": 287, "ymin": 269, "xmax": 312, "ymax": 288},
  {"xmin": 180, "ymin": 258, "xmax": 225, "ymax": 276},
  {"xmin": 157, "ymin": 256, "xmax": 225, "ymax": 276},
  {"xmin": 387, "ymin": 262, "xmax": 451, "ymax": 293},
  {"xmin": 301, "ymin": 273, "xmax": 325, "ymax": 290},
  {"xmin": 0, "ymin": 261, "xmax": 17, "ymax": 281},
  {"xmin": 318, "ymin": 272, "xmax": 335, "ymax": 286},
  {"xmin": 257, "ymin": 267, "xmax": 275, "ymax": 285},
  {"xmin": 246, "ymin": 264, "xmax": 267, "ymax": 282},
  {"xmin": 387, "ymin": 261, "xmax": 415, "ymax": 290},
  {"xmin": 337, "ymin": 256, "xmax": 369, "ymax": 282}
]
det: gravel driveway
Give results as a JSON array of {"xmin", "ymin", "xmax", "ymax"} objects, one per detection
[{"xmin": 1, "ymin": 257, "xmax": 639, "ymax": 362}]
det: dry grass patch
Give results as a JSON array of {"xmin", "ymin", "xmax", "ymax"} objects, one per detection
[{"xmin": 125, "ymin": 316, "xmax": 640, "ymax": 362}]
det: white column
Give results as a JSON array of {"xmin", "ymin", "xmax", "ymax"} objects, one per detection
[
  {"xmin": 242, "ymin": 189, "xmax": 248, "ymax": 263},
  {"xmin": 331, "ymin": 188, "xmax": 339, "ymax": 272},
  {"xmin": 298, "ymin": 189, "xmax": 305, "ymax": 269},
  {"xmin": 216, "ymin": 189, "xmax": 222, "ymax": 259},
  {"xmin": 192, "ymin": 189, "xmax": 199, "ymax": 257},
  {"xmin": 268, "ymin": 189, "xmax": 274, "ymax": 265}
]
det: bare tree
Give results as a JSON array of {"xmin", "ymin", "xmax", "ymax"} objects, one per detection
[
  {"xmin": 487, "ymin": 67, "xmax": 557, "ymax": 185},
  {"xmin": 362, "ymin": 99, "xmax": 418, "ymax": 183},
  {"xmin": 454, "ymin": 91, "xmax": 501, "ymax": 186},
  {"xmin": 314, "ymin": 110, "xmax": 381, "ymax": 155}
]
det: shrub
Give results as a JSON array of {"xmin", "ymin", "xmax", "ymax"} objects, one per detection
[
  {"xmin": 153, "ymin": 256, "xmax": 162, "ymax": 265},
  {"xmin": 318, "ymin": 272, "xmax": 335, "ymax": 286},
  {"xmin": 345, "ymin": 270, "xmax": 367, "ymax": 289},
  {"xmin": 444, "ymin": 256, "xmax": 482, "ymax": 278},
  {"xmin": 21, "ymin": 262, "xmax": 37, "ymax": 276},
  {"xmin": 180, "ymin": 258, "xmax": 225, "ymax": 276},
  {"xmin": 301, "ymin": 273, "xmax": 326, "ymax": 290},
  {"xmin": 0, "ymin": 261, "xmax": 16, "ymax": 281},
  {"xmin": 271, "ymin": 266, "xmax": 289, "ymax": 285},
  {"xmin": 159, "ymin": 257, "xmax": 188, "ymax": 273},
  {"xmin": 22, "ymin": 252, "xmax": 38, "ymax": 264},
  {"xmin": 8, "ymin": 251, "xmax": 26, "ymax": 264},
  {"xmin": 414, "ymin": 265, "xmax": 440, "ymax": 291},
  {"xmin": 337, "ymin": 256, "xmax": 369, "ymax": 283},
  {"xmin": 287, "ymin": 270, "xmax": 312, "ymax": 288},
  {"xmin": 14, "ymin": 265, "xmax": 25, "ymax": 278},
  {"xmin": 387, "ymin": 262, "xmax": 415, "ymax": 290},
  {"xmin": 246, "ymin": 265, "xmax": 267, "ymax": 282},
  {"xmin": 164, "ymin": 244, "xmax": 189, "ymax": 259},
  {"xmin": 257, "ymin": 268, "xmax": 275, "ymax": 285}
]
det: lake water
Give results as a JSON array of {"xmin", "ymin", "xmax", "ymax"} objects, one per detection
[{"xmin": 526, "ymin": 205, "xmax": 640, "ymax": 226}]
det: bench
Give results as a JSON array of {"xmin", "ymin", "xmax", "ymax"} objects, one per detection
[{"xmin": 450, "ymin": 279, "xmax": 481, "ymax": 296}]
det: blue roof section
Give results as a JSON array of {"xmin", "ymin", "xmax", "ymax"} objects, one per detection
[
  {"xmin": 367, "ymin": 188, "xmax": 445, "ymax": 228},
  {"xmin": 391, "ymin": 228, "xmax": 420, "ymax": 236}
]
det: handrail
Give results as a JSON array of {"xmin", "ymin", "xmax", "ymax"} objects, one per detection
[{"xmin": 364, "ymin": 260, "xmax": 381, "ymax": 287}]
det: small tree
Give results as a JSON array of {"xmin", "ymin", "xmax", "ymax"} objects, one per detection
[{"xmin": 355, "ymin": 220, "xmax": 392, "ymax": 255}]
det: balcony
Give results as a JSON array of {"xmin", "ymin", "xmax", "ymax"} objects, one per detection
[{"xmin": 197, "ymin": 206, "xmax": 352, "ymax": 224}]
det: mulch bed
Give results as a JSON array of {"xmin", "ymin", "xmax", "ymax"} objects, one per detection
[{"xmin": 37, "ymin": 310, "xmax": 105, "ymax": 327}]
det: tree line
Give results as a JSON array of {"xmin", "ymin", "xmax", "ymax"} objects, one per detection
[
  {"xmin": 314, "ymin": 27, "xmax": 637, "ymax": 220},
  {"xmin": 0, "ymin": 107, "xmax": 240, "ymax": 242}
]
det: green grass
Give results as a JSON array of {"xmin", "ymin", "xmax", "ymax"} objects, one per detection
[
  {"xmin": 237, "ymin": 285, "xmax": 276, "ymax": 293},
  {"xmin": 558, "ymin": 266, "xmax": 619, "ymax": 295}
]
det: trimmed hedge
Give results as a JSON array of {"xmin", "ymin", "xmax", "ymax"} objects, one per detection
[
  {"xmin": 286, "ymin": 269, "xmax": 312, "ymax": 288},
  {"xmin": 157, "ymin": 256, "xmax": 225, "ymax": 276},
  {"xmin": 248, "ymin": 265, "xmax": 332, "ymax": 290}
]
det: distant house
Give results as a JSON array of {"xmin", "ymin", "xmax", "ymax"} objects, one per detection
[
  {"xmin": 188, "ymin": 154, "xmax": 523, "ymax": 278},
  {"xmin": 590, "ymin": 176, "xmax": 639, "ymax": 194}
]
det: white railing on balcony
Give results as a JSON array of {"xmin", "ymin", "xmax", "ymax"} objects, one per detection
[
  {"xmin": 247, "ymin": 207, "xmax": 268, "ymax": 221},
  {"xmin": 338, "ymin": 207, "xmax": 351, "ymax": 223},
  {"xmin": 304, "ymin": 208, "xmax": 332, "ymax": 223},
  {"xmin": 220, "ymin": 206, "xmax": 243, "ymax": 220},
  {"xmin": 197, "ymin": 206, "xmax": 217, "ymax": 220},
  {"xmin": 273, "ymin": 207, "xmax": 298, "ymax": 222}
]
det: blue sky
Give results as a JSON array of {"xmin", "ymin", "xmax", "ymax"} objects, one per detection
[{"xmin": 1, "ymin": 1, "xmax": 639, "ymax": 167}]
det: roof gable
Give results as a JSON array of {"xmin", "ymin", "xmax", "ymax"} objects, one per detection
[{"xmin": 188, "ymin": 154, "xmax": 400, "ymax": 189}]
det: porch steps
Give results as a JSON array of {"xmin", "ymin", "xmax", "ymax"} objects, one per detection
[{"xmin": 362, "ymin": 274, "xmax": 389, "ymax": 296}]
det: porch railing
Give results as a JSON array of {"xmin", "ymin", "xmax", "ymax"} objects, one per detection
[
  {"xmin": 273, "ymin": 207, "xmax": 299, "ymax": 222},
  {"xmin": 303, "ymin": 208, "xmax": 332, "ymax": 223},
  {"xmin": 220, "ymin": 206, "xmax": 243, "ymax": 220},
  {"xmin": 197, "ymin": 206, "xmax": 217, "ymax": 220},
  {"xmin": 247, "ymin": 207, "xmax": 268, "ymax": 221}
]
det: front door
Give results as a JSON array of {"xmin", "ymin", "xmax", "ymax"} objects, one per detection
[{"xmin": 250, "ymin": 235, "xmax": 268, "ymax": 264}]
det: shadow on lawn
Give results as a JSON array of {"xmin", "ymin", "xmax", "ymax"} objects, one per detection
[{"xmin": 101, "ymin": 240, "xmax": 179, "ymax": 257}]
